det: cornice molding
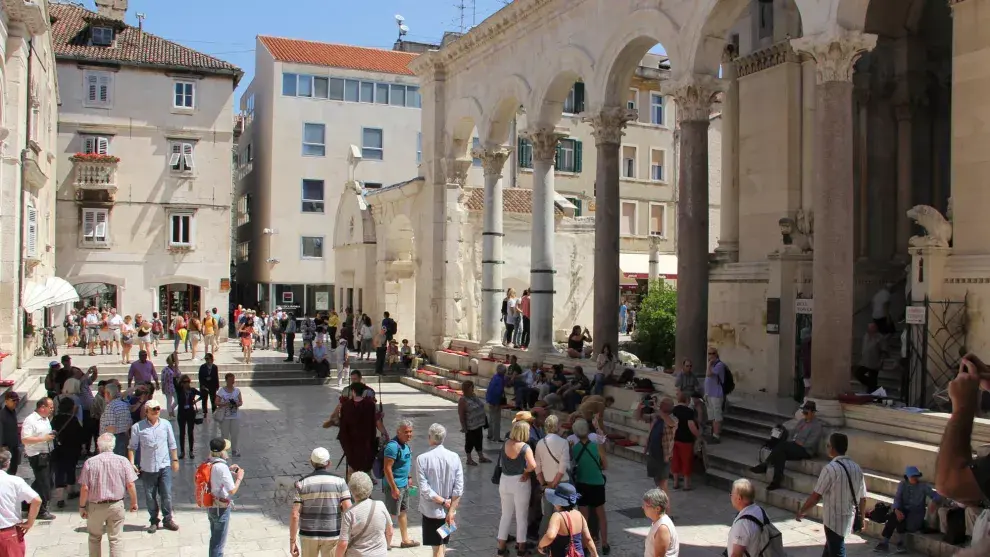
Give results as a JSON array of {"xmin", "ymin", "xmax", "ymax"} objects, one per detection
[
  {"xmin": 791, "ymin": 28, "xmax": 877, "ymax": 84},
  {"xmin": 736, "ymin": 42, "xmax": 800, "ymax": 79}
]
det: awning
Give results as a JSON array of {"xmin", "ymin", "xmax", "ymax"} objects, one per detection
[
  {"xmin": 21, "ymin": 277, "xmax": 79, "ymax": 313},
  {"xmin": 619, "ymin": 252, "xmax": 678, "ymax": 281},
  {"xmin": 22, "ymin": 281, "xmax": 51, "ymax": 313},
  {"xmin": 45, "ymin": 277, "xmax": 80, "ymax": 307}
]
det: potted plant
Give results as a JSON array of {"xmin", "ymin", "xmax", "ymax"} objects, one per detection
[
  {"xmin": 69, "ymin": 152, "xmax": 120, "ymax": 164},
  {"xmin": 23, "ymin": 323, "xmax": 34, "ymax": 338}
]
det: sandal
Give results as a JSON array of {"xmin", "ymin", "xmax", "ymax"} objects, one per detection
[
  {"xmin": 399, "ymin": 541, "xmax": 420, "ymax": 549},
  {"xmin": 497, "ymin": 549, "xmax": 509, "ymax": 556},
  {"xmin": 602, "ymin": 544, "xmax": 611, "ymax": 555},
  {"xmin": 466, "ymin": 459, "xmax": 478, "ymax": 466},
  {"xmin": 479, "ymin": 456, "xmax": 492, "ymax": 463}
]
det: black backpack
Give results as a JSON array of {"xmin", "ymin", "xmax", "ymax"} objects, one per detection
[{"xmin": 719, "ymin": 363, "xmax": 736, "ymax": 395}]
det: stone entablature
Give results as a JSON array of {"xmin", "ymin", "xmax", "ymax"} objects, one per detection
[{"xmin": 735, "ymin": 42, "xmax": 801, "ymax": 79}]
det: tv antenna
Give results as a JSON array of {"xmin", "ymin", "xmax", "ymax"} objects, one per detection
[
  {"xmin": 454, "ymin": 0, "xmax": 476, "ymax": 33},
  {"xmin": 395, "ymin": 14, "xmax": 409, "ymax": 42}
]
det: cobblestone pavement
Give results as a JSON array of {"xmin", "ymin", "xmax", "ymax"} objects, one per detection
[{"xmin": 21, "ymin": 383, "xmax": 924, "ymax": 557}]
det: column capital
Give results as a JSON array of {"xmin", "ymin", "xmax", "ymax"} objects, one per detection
[
  {"xmin": 660, "ymin": 75, "xmax": 725, "ymax": 122},
  {"xmin": 790, "ymin": 28, "xmax": 877, "ymax": 85},
  {"xmin": 441, "ymin": 157, "xmax": 472, "ymax": 187},
  {"xmin": 582, "ymin": 107, "xmax": 637, "ymax": 145},
  {"xmin": 471, "ymin": 146, "xmax": 512, "ymax": 177},
  {"xmin": 523, "ymin": 126, "xmax": 569, "ymax": 162}
]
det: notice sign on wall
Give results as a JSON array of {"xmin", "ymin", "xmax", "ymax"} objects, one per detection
[
  {"xmin": 795, "ymin": 298, "xmax": 813, "ymax": 315},
  {"xmin": 219, "ymin": 279, "xmax": 230, "ymax": 293},
  {"xmin": 315, "ymin": 292, "xmax": 329, "ymax": 311},
  {"xmin": 766, "ymin": 298, "xmax": 780, "ymax": 334},
  {"xmin": 282, "ymin": 291, "xmax": 294, "ymax": 304},
  {"xmin": 905, "ymin": 306, "xmax": 926, "ymax": 325}
]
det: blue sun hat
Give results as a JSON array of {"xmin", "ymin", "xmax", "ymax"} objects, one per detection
[
  {"xmin": 905, "ymin": 466, "xmax": 923, "ymax": 479},
  {"xmin": 545, "ymin": 483, "xmax": 580, "ymax": 507}
]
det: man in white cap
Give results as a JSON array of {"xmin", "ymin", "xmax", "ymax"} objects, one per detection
[
  {"xmin": 206, "ymin": 437, "xmax": 244, "ymax": 557},
  {"xmin": 128, "ymin": 399, "xmax": 179, "ymax": 533},
  {"xmin": 290, "ymin": 447, "xmax": 352, "ymax": 557}
]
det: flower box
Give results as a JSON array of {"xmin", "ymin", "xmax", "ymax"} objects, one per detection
[{"xmin": 70, "ymin": 153, "xmax": 121, "ymax": 164}]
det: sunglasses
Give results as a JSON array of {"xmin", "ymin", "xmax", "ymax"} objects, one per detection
[{"xmin": 148, "ymin": 408, "xmax": 161, "ymax": 412}]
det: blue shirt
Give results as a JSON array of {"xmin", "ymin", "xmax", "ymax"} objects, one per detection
[
  {"xmin": 704, "ymin": 360, "xmax": 726, "ymax": 399},
  {"xmin": 486, "ymin": 374, "xmax": 506, "ymax": 404},
  {"xmin": 384, "ymin": 439, "xmax": 412, "ymax": 488},
  {"xmin": 128, "ymin": 418, "xmax": 177, "ymax": 472}
]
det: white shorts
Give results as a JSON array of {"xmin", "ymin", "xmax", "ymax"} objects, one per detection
[{"xmin": 706, "ymin": 396, "xmax": 724, "ymax": 422}]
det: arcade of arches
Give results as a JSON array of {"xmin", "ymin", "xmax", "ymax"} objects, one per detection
[{"xmin": 339, "ymin": 0, "xmax": 989, "ymax": 420}]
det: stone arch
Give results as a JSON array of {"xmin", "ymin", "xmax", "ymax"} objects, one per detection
[
  {"xmin": 71, "ymin": 274, "xmax": 126, "ymax": 288},
  {"xmin": 150, "ymin": 275, "xmax": 210, "ymax": 289},
  {"xmin": 446, "ymin": 96, "xmax": 484, "ymax": 160},
  {"xmin": 676, "ymin": 0, "xmax": 752, "ymax": 79},
  {"xmin": 530, "ymin": 43, "xmax": 596, "ymax": 127},
  {"xmin": 333, "ymin": 186, "xmax": 376, "ymax": 249},
  {"xmin": 480, "ymin": 73, "xmax": 533, "ymax": 145},
  {"xmin": 593, "ymin": 7, "xmax": 683, "ymax": 108}
]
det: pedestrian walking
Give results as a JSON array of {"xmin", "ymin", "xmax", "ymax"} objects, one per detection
[
  {"xmin": 643, "ymin": 488, "xmax": 678, "ymax": 557},
  {"xmin": 496, "ymin": 420, "xmax": 537, "ymax": 556},
  {"xmin": 727, "ymin": 479, "xmax": 784, "ymax": 557},
  {"xmin": 78, "ymin": 433, "xmax": 139, "ymax": 557},
  {"xmin": 535, "ymin": 483, "xmax": 598, "ymax": 557},
  {"xmin": 335, "ymin": 340, "xmax": 350, "ymax": 389},
  {"xmin": 290, "ymin": 447, "xmax": 353, "ymax": 557},
  {"xmin": 51, "ymin": 397, "xmax": 84, "ymax": 509},
  {"xmin": 127, "ymin": 350, "xmax": 158, "ymax": 391},
  {"xmin": 486, "ymin": 365, "xmax": 507, "ymax": 442},
  {"xmin": 571, "ymin": 418, "xmax": 610, "ymax": 554},
  {"xmin": 99, "ymin": 382, "xmax": 132, "ymax": 457},
  {"xmin": 176, "ymin": 375, "xmax": 201, "ymax": 459},
  {"xmin": 161, "ymin": 353, "xmax": 179, "ymax": 418},
  {"xmin": 535, "ymin": 415, "xmax": 570, "ymax": 533},
  {"xmin": 636, "ymin": 396, "xmax": 676, "ymax": 493},
  {"xmin": 416, "ymin": 423, "xmax": 464, "ymax": 557},
  {"xmin": 796, "ymin": 433, "xmax": 865, "ymax": 557},
  {"xmin": 0, "ymin": 448, "xmax": 41, "ymax": 557},
  {"xmin": 383, "ymin": 420, "xmax": 419, "ymax": 549},
  {"xmin": 215, "ymin": 374, "xmax": 243, "ymax": 457},
  {"xmin": 0, "ymin": 391, "xmax": 20, "ymax": 474},
  {"xmin": 704, "ymin": 348, "xmax": 727, "ymax": 444},
  {"xmin": 20, "ymin": 398, "xmax": 56, "ymax": 520},
  {"xmin": 457, "ymin": 381, "xmax": 490, "ymax": 466},
  {"xmin": 670, "ymin": 392, "xmax": 700, "ymax": 491},
  {"xmin": 199, "ymin": 353, "xmax": 220, "ymax": 417},
  {"xmin": 128, "ymin": 399, "xmax": 180, "ymax": 533},
  {"xmin": 204, "ymin": 438, "xmax": 244, "ymax": 557},
  {"xmin": 337, "ymin": 472, "xmax": 392, "ymax": 557},
  {"xmin": 150, "ymin": 312, "xmax": 164, "ymax": 357},
  {"xmin": 284, "ymin": 313, "xmax": 297, "ymax": 362}
]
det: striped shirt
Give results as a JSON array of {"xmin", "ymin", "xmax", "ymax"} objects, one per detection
[
  {"xmin": 100, "ymin": 398, "xmax": 132, "ymax": 435},
  {"xmin": 813, "ymin": 456, "xmax": 867, "ymax": 536},
  {"xmin": 294, "ymin": 470, "xmax": 352, "ymax": 539},
  {"xmin": 78, "ymin": 451, "xmax": 137, "ymax": 502}
]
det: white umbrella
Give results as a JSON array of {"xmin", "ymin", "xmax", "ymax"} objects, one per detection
[
  {"xmin": 21, "ymin": 281, "xmax": 52, "ymax": 313},
  {"xmin": 44, "ymin": 277, "xmax": 80, "ymax": 307}
]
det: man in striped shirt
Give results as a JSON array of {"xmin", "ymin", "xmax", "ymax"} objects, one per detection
[
  {"xmin": 796, "ymin": 433, "xmax": 866, "ymax": 557},
  {"xmin": 78, "ymin": 433, "xmax": 138, "ymax": 557},
  {"xmin": 99, "ymin": 383, "xmax": 132, "ymax": 457},
  {"xmin": 290, "ymin": 447, "xmax": 352, "ymax": 557}
]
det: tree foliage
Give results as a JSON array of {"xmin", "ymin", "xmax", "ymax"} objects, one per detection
[{"xmin": 632, "ymin": 280, "xmax": 677, "ymax": 367}]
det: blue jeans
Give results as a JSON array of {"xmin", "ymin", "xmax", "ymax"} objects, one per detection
[
  {"xmin": 592, "ymin": 373, "xmax": 606, "ymax": 395},
  {"xmin": 823, "ymin": 526, "xmax": 846, "ymax": 557},
  {"xmin": 142, "ymin": 467, "xmax": 174, "ymax": 525},
  {"xmin": 208, "ymin": 506, "xmax": 231, "ymax": 557}
]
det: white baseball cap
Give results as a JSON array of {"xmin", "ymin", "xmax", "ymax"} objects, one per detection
[{"xmin": 310, "ymin": 447, "xmax": 331, "ymax": 466}]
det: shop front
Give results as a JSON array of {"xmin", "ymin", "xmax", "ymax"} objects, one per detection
[
  {"xmin": 267, "ymin": 283, "xmax": 335, "ymax": 316},
  {"xmin": 73, "ymin": 282, "xmax": 119, "ymax": 311},
  {"xmin": 159, "ymin": 283, "xmax": 202, "ymax": 330}
]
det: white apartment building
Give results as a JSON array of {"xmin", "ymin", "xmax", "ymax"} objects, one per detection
[
  {"xmin": 0, "ymin": 0, "xmax": 59, "ymax": 372},
  {"xmin": 233, "ymin": 36, "xmax": 422, "ymax": 315},
  {"xmin": 52, "ymin": 0, "xmax": 242, "ymax": 329}
]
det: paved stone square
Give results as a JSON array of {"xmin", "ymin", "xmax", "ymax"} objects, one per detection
[{"xmin": 21, "ymin": 383, "xmax": 924, "ymax": 557}]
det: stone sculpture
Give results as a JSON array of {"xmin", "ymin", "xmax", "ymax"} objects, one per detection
[
  {"xmin": 776, "ymin": 211, "xmax": 812, "ymax": 254},
  {"xmin": 907, "ymin": 205, "xmax": 952, "ymax": 248}
]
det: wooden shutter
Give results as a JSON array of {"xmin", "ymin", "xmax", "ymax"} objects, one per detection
[
  {"xmin": 86, "ymin": 73, "xmax": 98, "ymax": 102},
  {"xmin": 554, "ymin": 143, "xmax": 562, "ymax": 170},
  {"xmin": 25, "ymin": 206, "xmax": 38, "ymax": 257},
  {"xmin": 82, "ymin": 209, "xmax": 96, "ymax": 242},
  {"xmin": 94, "ymin": 210, "xmax": 107, "ymax": 242},
  {"xmin": 83, "ymin": 137, "xmax": 95, "ymax": 154},
  {"xmin": 574, "ymin": 82, "xmax": 585, "ymax": 114},
  {"xmin": 96, "ymin": 137, "xmax": 109, "ymax": 155},
  {"xmin": 574, "ymin": 140, "xmax": 583, "ymax": 173},
  {"xmin": 169, "ymin": 143, "xmax": 181, "ymax": 168},
  {"xmin": 98, "ymin": 74, "xmax": 111, "ymax": 104},
  {"xmin": 182, "ymin": 143, "xmax": 195, "ymax": 170}
]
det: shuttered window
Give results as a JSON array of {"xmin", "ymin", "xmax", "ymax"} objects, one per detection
[
  {"xmin": 83, "ymin": 136, "xmax": 110, "ymax": 155},
  {"xmin": 82, "ymin": 208, "xmax": 109, "ymax": 246},
  {"xmin": 555, "ymin": 139, "xmax": 582, "ymax": 173},
  {"xmin": 25, "ymin": 206, "xmax": 38, "ymax": 258},
  {"xmin": 84, "ymin": 71, "xmax": 112, "ymax": 107},
  {"xmin": 518, "ymin": 137, "xmax": 533, "ymax": 169},
  {"xmin": 169, "ymin": 142, "xmax": 195, "ymax": 172}
]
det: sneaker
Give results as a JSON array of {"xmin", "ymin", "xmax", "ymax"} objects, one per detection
[
  {"xmin": 750, "ymin": 463, "xmax": 768, "ymax": 474},
  {"xmin": 765, "ymin": 482, "xmax": 781, "ymax": 492},
  {"xmin": 148, "ymin": 523, "xmax": 158, "ymax": 534},
  {"xmin": 874, "ymin": 542, "xmax": 889, "ymax": 553},
  {"xmin": 37, "ymin": 511, "xmax": 56, "ymax": 521},
  {"xmin": 162, "ymin": 520, "xmax": 179, "ymax": 531},
  {"xmin": 895, "ymin": 543, "xmax": 907, "ymax": 554}
]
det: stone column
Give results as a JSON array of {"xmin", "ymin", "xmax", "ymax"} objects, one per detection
[
  {"xmin": 525, "ymin": 127, "xmax": 567, "ymax": 354},
  {"xmin": 585, "ymin": 108, "xmax": 636, "ymax": 355},
  {"xmin": 649, "ymin": 236, "xmax": 661, "ymax": 283},
  {"xmin": 895, "ymin": 104, "xmax": 913, "ymax": 258},
  {"xmin": 792, "ymin": 29, "xmax": 877, "ymax": 411},
  {"xmin": 715, "ymin": 49, "xmax": 740, "ymax": 262},
  {"xmin": 662, "ymin": 76, "xmax": 723, "ymax": 371},
  {"xmin": 474, "ymin": 146, "xmax": 511, "ymax": 347},
  {"xmin": 441, "ymin": 157, "xmax": 472, "ymax": 344}
]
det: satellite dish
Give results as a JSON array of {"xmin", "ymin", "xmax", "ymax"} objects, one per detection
[
  {"xmin": 399, "ymin": 24, "xmax": 409, "ymax": 35},
  {"xmin": 395, "ymin": 14, "xmax": 405, "ymax": 23}
]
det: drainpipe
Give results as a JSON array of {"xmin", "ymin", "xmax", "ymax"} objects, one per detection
[
  {"xmin": 509, "ymin": 113, "xmax": 518, "ymax": 188},
  {"xmin": 16, "ymin": 37, "xmax": 34, "ymax": 369},
  {"xmin": 671, "ymin": 123, "xmax": 680, "ymax": 253}
]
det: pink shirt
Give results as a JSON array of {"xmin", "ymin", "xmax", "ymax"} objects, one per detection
[{"xmin": 520, "ymin": 295, "xmax": 531, "ymax": 318}]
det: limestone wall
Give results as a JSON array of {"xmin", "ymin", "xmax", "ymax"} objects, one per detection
[{"xmin": 708, "ymin": 269, "xmax": 772, "ymax": 395}]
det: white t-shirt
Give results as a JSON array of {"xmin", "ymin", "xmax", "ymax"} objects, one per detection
[
  {"xmin": 109, "ymin": 314, "xmax": 124, "ymax": 328},
  {"xmin": 871, "ymin": 289, "xmax": 890, "ymax": 319},
  {"xmin": 728, "ymin": 504, "xmax": 764, "ymax": 557},
  {"xmin": 0, "ymin": 471, "xmax": 38, "ymax": 528},
  {"xmin": 21, "ymin": 412, "xmax": 52, "ymax": 457},
  {"xmin": 85, "ymin": 313, "xmax": 99, "ymax": 327},
  {"xmin": 506, "ymin": 298, "xmax": 518, "ymax": 325},
  {"xmin": 209, "ymin": 459, "xmax": 235, "ymax": 506},
  {"xmin": 646, "ymin": 513, "xmax": 679, "ymax": 557},
  {"xmin": 217, "ymin": 387, "xmax": 241, "ymax": 420}
]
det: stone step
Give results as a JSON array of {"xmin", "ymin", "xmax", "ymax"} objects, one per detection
[{"xmin": 435, "ymin": 350, "xmax": 471, "ymax": 372}]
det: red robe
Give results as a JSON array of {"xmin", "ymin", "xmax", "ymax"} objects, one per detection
[{"xmin": 337, "ymin": 396, "xmax": 377, "ymax": 472}]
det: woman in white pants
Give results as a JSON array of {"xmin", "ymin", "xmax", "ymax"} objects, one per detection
[
  {"xmin": 335, "ymin": 339, "xmax": 350, "ymax": 388},
  {"xmin": 497, "ymin": 420, "xmax": 537, "ymax": 556},
  {"xmin": 215, "ymin": 372, "xmax": 243, "ymax": 457}
]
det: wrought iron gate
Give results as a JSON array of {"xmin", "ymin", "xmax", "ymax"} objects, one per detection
[
  {"xmin": 794, "ymin": 294, "xmax": 813, "ymax": 402},
  {"xmin": 904, "ymin": 296, "xmax": 967, "ymax": 410}
]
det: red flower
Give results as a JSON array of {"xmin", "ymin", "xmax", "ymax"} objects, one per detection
[{"xmin": 70, "ymin": 153, "xmax": 120, "ymax": 163}]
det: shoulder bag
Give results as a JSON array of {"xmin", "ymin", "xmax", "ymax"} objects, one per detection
[
  {"xmin": 836, "ymin": 459, "xmax": 864, "ymax": 533},
  {"xmin": 350, "ymin": 500, "xmax": 379, "ymax": 546},
  {"xmin": 491, "ymin": 442, "xmax": 506, "ymax": 484}
]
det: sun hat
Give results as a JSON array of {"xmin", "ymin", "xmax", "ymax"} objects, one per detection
[
  {"xmin": 311, "ymin": 447, "xmax": 331, "ymax": 466},
  {"xmin": 545, "ymin": 483, "xmax": 580, "ymax": 507},
  {"xmin": 513, "ymin": 411, "xmax": 534, "ymax": 424},
  {"xmin": 210, "ymin": 438, "xmax": 231, "ymax": 454},
  {"xmin": 144, "ymin": 399, "xmax": 162, "ymax": 410},
  {"xmin": 905, "ymin": 466, "xmax": 923, "ymax": 478}
]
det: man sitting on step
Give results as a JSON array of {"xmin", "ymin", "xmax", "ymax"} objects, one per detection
[{"xmin": 750, "ymin": 400, "xmax": 825, "ymax": 491}]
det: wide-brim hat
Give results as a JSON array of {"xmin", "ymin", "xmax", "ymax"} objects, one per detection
[
  {"xmin": 545, "ymin": 483, "xmax": 580, "ymax": 507},
  {"xmin": 905, "ymin": 466, "xmax": 923, "ymax": 478},
  {"xmin": 513, "ymin": 411, "xmax": 534, "ymax": 424},
  {"xmin": 800, "ymin": 400, "xmax": 817, "ymax": 412}
]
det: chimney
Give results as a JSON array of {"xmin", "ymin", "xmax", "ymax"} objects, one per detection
[{"xmin": 94, "ymin": 0, "xmax": 128, "ymax": 21}]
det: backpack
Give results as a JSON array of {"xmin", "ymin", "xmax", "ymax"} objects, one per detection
[
  {"xmin": 194, "ymin": 461, "xmax": 216, "ymax": 508},
  {"xmin": 734, "ymin": 508, "xmax": 786, "ymax": 557},
  {"xmin": 218, "ymin": 316, "xmax": 226, "ymax": 329},
  {"xmin": 151, "ymin": 320, "xmax": 163, "ymax": 335},
  {"xmin": 718, "ymin": 362, "xmax": 736, "ymax": 395},
  {"xmin": 386, "ymin": 319, "xmax": 397, "ymax": 336},
  {"xmin": 372, "ymin": 438, "xmax": 398, "ymax": 480}
]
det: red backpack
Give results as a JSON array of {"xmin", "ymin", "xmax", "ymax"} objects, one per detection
[{"xmin": 194, "ymin": 461, "xmax": 215, "ymax": 508}]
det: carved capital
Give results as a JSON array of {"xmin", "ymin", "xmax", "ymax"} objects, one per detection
[
  {"xmin": 471, "ymin": 146, "xmax": 512, "ymax": 177},
  {"xmin": 442, "ymin": 158, "xmax": 472, "ymax": 187},
  {"xmin": 523, "ymin": 126, "xmax": 569, "ymax": 162},
  {"xmin": 791, "ymin": 29, "xmax": 877, "ymax": 84},
  {"xmin": 582, "ymin": 107, "xmax": 637, "ymax": 146},
  {"xmin": 660, "ymin": 75, "xmax": 725, "ymax": 122}
]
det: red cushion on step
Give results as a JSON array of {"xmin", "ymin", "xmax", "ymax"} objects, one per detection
[
  {"xmin": 453, "ymin": 391, "xmax": 463, "ymax": 396},
  {"xmin": 422, "ymin": 381, "xmax": 436, "ymax": 386},
  {"xmin": 421, "ymin": 371, "xmax": 437, "ymax": 376},
  {"xmin": 607, "ymin": 433, "xmax": 628, "ymax": 440},
  {"xmin": 457, "ymin": 370, "xmax": 477, "ymax": 376},
  {"xmin": 613, "ymin": 439, "xmax": 638, "ymax": 447}
]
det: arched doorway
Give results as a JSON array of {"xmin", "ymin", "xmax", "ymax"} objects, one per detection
[
  {"xmin": 73, "ymin": 282, "xmax": 119, "ymax": 311},
  {"xmin": 159, "ymin": 283, "xmax": 202, "ymax": 331}
]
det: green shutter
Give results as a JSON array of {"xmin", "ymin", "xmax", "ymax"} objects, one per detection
[
  {"xmin": 574, "ymin": 82, "xmax": 586, "ymax": 114},
  {"xmin": 518, "ymin": 137, "xmax": 531, "ymax": 168},
  {"xmin": 555, "ymin": 143, "xmax": 562, "ymax": 170},
  {"xmin": 574, "ymin": 198, "xmax": 583, "ymax": 217},
  {"xmin": 574, "ymin": 140, "xmax": 583, "ymax": 173}
]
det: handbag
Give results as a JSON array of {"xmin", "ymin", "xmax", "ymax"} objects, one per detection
[
  {"xmin": 836, "ymin": 459, "xmax": 864, "ymax": 533},
  {"xmin": 491, "ymin": 442, "xmax": 505, "ymax": 484},
  {"xmin": 351, "ymin": 500, "xmax": 379, "ymax": 546}
]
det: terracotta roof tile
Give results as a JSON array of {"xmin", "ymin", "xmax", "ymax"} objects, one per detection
[
  {"xmin": 463, "ymin": 187, "xmax": 563, "ymax": 216},
  {"xmin": 259, "ymin": 36, "xmax": 417, "ymax": 76},
  {"xmin": 50, "ymin": 3, "xmax": 241, "ymax": 81}
]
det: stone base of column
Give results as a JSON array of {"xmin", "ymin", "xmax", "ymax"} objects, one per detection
[
  {"xmin": 795, "ymin": 398, "xmax": 845, "ymax": 427},
  {"xmin": 526, "ymin": 342, "xmax": 559, "ymax": 358},
  {"xmin": 714, "ymin": 241, "xmax": 739, "ymax": 263}
]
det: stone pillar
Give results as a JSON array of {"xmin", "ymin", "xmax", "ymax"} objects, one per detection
[
  {"xmin": 441, "ymin": 157, "xmax": 472, "ymax": 345},
  {"xmin": 525, "ymin": 128, "xmax": 567, "ymax": 354},
  {"xmin": 585, "ymin": 108, "xmax": 636, "ymax": 355},
  {"xmin": 649, "ymin": 236, "xmax": 661, "ymax": 283},
  {"xmin": 474, "ymin": 146, "xmax": 511, "ymax": 347},
  {"xmin": 715, "ymin": 49, "xmax": 740, "ymax": 262},
  {"xmin": 792, "ymin": 29, "xmax": 877, "ymax": 415},
  {"xmin": 662, "ymin": 76, "xmax": 723, "ymax": 372},
  {"xmin": 895, "ymin": 104, "xmax": 914, "ymax": 258}
]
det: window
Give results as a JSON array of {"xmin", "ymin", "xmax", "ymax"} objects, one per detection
[
  {"xmin": 361, "ymin": 128, "xmax": 383, "ymax": 160},
  {"xmin": 303, "ymin": 123, "xmax": 326, "ymax": 157},
  {"xmin": 298, "ymin": 75, "xmax": 314, "ymax": 97},
  {"xmin": 472, "ymin": 137, "xmax": 482, "ymax": 167},
  {"xmin": 237, "ymin": 194, "xmax": 251, "ymax": 226},
  {"xmin": 329, "ymin": 78, "xmax": 345, "ymax": 100},
  {"xmin": 168, "ymin": 212, "xmax": 194, "ymax": 247},
  {"xmin": 620, "ymin": 201, "xmax": 638, "ymax": 236},
  {"xmin": 650, "ymin": 149, "xmax": 665, "ymax": 182},
  {"xmin": 301, "ymin": 179, "xmax": 325, "ymax": 213},
  {"xmin": 416, "ymin": 132, "xmax": 422, "ymax": 165},
  {"xmin": 282, "ymin": 73, "xmax": 298, "ymax": 96},
  {"xmin": 627, "ymin": 88, "xmax": 638, "ymax": 111},
  {"xmin": 390, "ymin": 84, "xmax": 407, "ymax": 107},
  {"xmin": 83, "ymin": 135, "xmax": 110, "ymax": 155},
  {"xmin": 91, "ymin": 26, "xmax": 113, "ymax": 46},
  {"xmin": 622, "ymin": 146, "xmax": 637, "ymax": 179},
  {"xmin": 174, "ymin": 81, "xmax": 194, "ymax": 108},
  {"xmin": 563, "ymin": 82, "xmax": 586, "ymax": 114},
  {"xmin": 344, "ymin": 80, "xmax": 360, "ymax": 102},
  {"xmin": 518, "ymin": 137, "xmax": 533, "ymax": 169},
  {"xmin": 552, "ymin": 139, "xmax": 582, "ymax": 173},
  {"xmin": 82, "ymin": 208, "xmax": 109, "ymax": 246},
  {"xmin": 759, "ymin": 2, "xmax": 774, "ymax": 40},
  {"xmin": 651, "ymin": 93, "xmax": 665, "ymax": 126},
  {"xmin": 314, "ymin": 77, "xmax": 329, "ymax": 99},
  {"xmin": 649, "ymin": 204, "xmax": 666, "ymax": 237},
  {"xmin": 406, "ymin": 86, "xmax": 421, "ymax": 108},
  {"xmin": 84, "ymin": 71, "xmax": 113, "ymax": 108},
  {"xmin": 236, "ymin": 242, "xmax": 249, "ymax": 262},
  {"xmin": 360, "ymin": 82, "xmax": 374, "ymax": 103},
  {"xmin": 565, "ymin": 197, "xmax": 583, "ymax": 217},
  {"xmin": 301, "ymin": 236, "xmax": 324, "ymax": 259},
  {"xmin": 169, "ymin": 142, "xmax": 195, "ymax": 172},
  {"xmin": 364, "ymin": 182, "xmax": 382, "ymax": 189},
  {"xmin": 25, "ymin": 205, "xmax": 38, "ymax": 258},
  {"xmin": 376, "ymin": 83, "xmax": 390, "ymax": 105}
]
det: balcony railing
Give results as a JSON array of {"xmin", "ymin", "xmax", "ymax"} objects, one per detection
[{"xmin": 72, "ymin": 156, "xmax": 119, "ymax": 200}]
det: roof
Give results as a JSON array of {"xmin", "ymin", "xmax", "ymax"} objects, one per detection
[
  {"xmin": 259, "ymin": 36, "xmax": 418, "ymax": 76},
  {"xmin": 463, "ymin": 187, "xmax": 564, "ymax": 216},
  {"xmin": 49, "ymin": 3, "xmax": 242, "ymax": 82}
]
